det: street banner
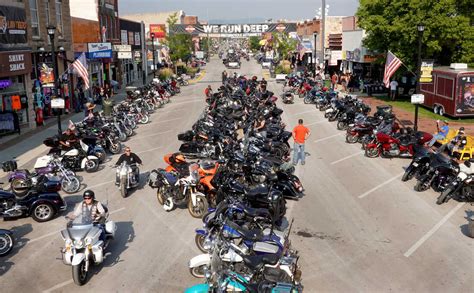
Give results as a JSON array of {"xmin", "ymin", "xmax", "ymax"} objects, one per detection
[
  {"xmin": 170, "ymin": 23, "xmax": 297, "ymax": 37},
  {"xmin": 150, "ymin": 24, "xmax": 166, "ymax": 38},
  {"xmin": 0, "ymin": 5, "xmax": 28, "ymax": 50},
  {"xmin": 420, "ymin": 59, "xmax": 434, "ymax": 83}
]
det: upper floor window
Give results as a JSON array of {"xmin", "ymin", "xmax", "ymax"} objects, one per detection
[
  {"xmin": 55, "ymin": 0, "xmax": 63, "ymax": 36},
  {"xmin": 29, "ymin": 0, "xmax": 39, "ymax": 37}
]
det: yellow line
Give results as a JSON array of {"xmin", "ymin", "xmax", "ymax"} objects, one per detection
[{"xmin": 189, "ymin": 70, "xmax": 207, "ymax": 84}]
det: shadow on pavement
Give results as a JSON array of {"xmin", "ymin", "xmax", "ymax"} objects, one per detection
[
  {"xmin": 0, "ymin": 223, "xmax": 33, "ymax": 276},
  {"xmin": 460, "ymin": 210, "xmax": 474, "ymax": 238}
]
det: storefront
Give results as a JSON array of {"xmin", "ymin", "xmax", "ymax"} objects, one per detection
[
  {"xmin": 119, "ymin": 19, "xmax": 143, "ymax": 86},
  {"xmin": 0, "ymin": 51, "xmax": 33, "ymax": 134}
]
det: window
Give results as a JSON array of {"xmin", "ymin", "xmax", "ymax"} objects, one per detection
[
  {"xmin": 45, "ymin": 0, "xmax": 50, "ymax": 25},
  {"xmin": 29, "ymin": 0, "xmax": 39, "ymax": 37},
  {"xmin": 55, "ymin": 0, "xmax": 63, "ymax": 36}
]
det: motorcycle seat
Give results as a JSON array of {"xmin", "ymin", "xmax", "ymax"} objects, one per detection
[
  {"xmin": 242, "ymin": 206, "xmax": 271, "ymax": 218},
  {"xmin": 244, "ymin": 185, "xmax": 269, "ymax": 198},
  {"xmin": 226, "ymin": 221, "xmax": 263, "ymax": 242},
  {"xmin": 242, "ymin": 253, "xmax": 280, "ymax": 270}
]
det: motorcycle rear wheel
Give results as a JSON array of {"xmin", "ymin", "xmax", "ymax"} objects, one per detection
[
  {"xmin": 188, "ymin": 196, "xmax": 208, "ymax": 218},
  {"xmin": 72, "ymin": 261, "xmax": 88, "ymax": 286},
  {"xmin": 189, "ymin": 265, "xmax": 206, "ymax": 278},
  {"xmin": 365, "ymin": 147, "xmax": 380, "ymax": 158},
  {"xmin": 0, "ymin": 232, "xmax": 14, "ymax": 256}
]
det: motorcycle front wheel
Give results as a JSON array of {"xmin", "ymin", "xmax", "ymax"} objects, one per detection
[
  {"xmin": 61, "ymin": 176, "xmax": 81, "ymax": 194},
  {"xmin": 118, "ymin": 132, "xmax": 127, "ymax": 142},
  {"xmin": 120, "ymin": 177, "xmax": 128, "ymax": 198},
  {"xmin": 109, "ymin": 142, "xmax": 122, "ymax": 154},
  {"xmin": 189, "ymin": 265, "xmax": 206, "ymax": 278},
  {"xmin": 365, "ymin": 147, "xmax": 380, "ymax": 158},
  {"xmin": 437, "ymin": 186, "xmax": 455, "ymax": 205},
  {"xmin": 72, "ymin": 261, "xmax": 88, "ymax": 286},
  {"xmin": 346, "ymin": 134, "xmax": 358, "ymax": 144},
  {"xmin": 195, "ymin": 234, "xmax": 208, "ymax": 253},
  {"xmin": 84, "ymin": 159, "xmax": 99, "ymax": 173},
  {"xmin": 188, "ymin": 195, "xmax": 208, "ymax": 218},
  {"xmin": 337, "ymin": 121, "xmax": 347, "ymax": 130},
  {"xmin": 303, "ymin": 96, "xmax": 311, "ymax": 104},
  {"xmin": 0, "ymin": 232, "xmax": 14, "ymax": 256},
  {"xmin": 139, "ymin": 115, "xmax": 149, "ymax": 124}
]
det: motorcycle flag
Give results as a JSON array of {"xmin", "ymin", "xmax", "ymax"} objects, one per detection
[
  {"xmin": 71, "ymin": 52, "xmax": 90, "ymax": 90},
  {"xmin": 383, "ymin": 51, "xmax": 402, "ymax": 88}
]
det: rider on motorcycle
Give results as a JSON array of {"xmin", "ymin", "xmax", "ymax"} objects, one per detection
[
  {"xmin": 59, "ymin": 128, "xmax": 78, "ymax": 150},
  {"xmin": 71, "ymin": 190, "xmax": 107, "ymax": 241},
  {"xmin": 115, "ymin": 146, "xmax": 142, "ymax": 183}
]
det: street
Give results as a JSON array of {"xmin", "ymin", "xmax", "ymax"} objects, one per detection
[{"xmin": 1, "ymin": 58, "xmax": 472, "ymax": 293}]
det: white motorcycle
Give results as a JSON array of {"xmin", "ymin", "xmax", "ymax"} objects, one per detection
[
  {"xmin": 116, "ymin": 162, "xmax": 140, "ymax": 198},
  {"xmin": 61, "ymin": 213, "xmax": 116, "ymax": 286}
]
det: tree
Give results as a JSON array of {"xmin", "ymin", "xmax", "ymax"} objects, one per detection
[
  {"xmin": 163, "ymin": 12, "xmax": 192, "ymax": 62},
  {"xmin": 272, "ymin": 33, "xmax": 297, "ymax": 61},
  {"xmin": 357, "ymin": 0, "xmax": 474, "ymax": 69},
  {"xmin": 249, "ymin": 36, "xmax": 261, "ymax": 52}
]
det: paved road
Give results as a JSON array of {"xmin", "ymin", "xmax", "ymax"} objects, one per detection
[{"xmin": 1, "ymin": 58, "xmax": 472, "ymax": 293}]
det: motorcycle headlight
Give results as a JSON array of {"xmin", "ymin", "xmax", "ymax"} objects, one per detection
[
  {"xmin": 85, "ymin": 238, "xmax": 92, "ymax": 245},
  {"xmin": 74, "ymin": 240, "xmax": 84, "ymax": 249}
]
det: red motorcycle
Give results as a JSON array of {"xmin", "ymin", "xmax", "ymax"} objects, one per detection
[
  {"xmin": 365, "ymin": 131, "xmax": 433, "ymax": 158},
  {"xmin": 297, "ymin": 82, "xmax": 313, "ymax": 98}
]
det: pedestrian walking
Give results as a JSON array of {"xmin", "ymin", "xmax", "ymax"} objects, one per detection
[
  {"xmin": 331, "ymin": 73, "xmax": 338, "ymax": 90},
  {"xmin": 390, "ymin": 79, "xmax": 398, "ymax": 100},
  {"xmin": 292, "ymin": 119, "xmax": 311, "ymax": 165}
]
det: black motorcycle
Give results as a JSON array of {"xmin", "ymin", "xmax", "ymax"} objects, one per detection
[{"xmin": 413, "ymin": 155, "xmax": 459, "ymax": 192}]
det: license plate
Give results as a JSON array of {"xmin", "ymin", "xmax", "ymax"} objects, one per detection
[{"xmin": 412, "ymin": 162, "xmax": 419, "ymax": 167}]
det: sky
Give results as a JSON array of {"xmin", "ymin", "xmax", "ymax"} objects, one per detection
[{"xmin": 119, "ymin": 0, "xmax": 360, "ymax": 22}]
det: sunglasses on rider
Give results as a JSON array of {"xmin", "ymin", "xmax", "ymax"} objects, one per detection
[{"xmin": 84, "ymin": 197, "xmax": 92, "ymax": 200}]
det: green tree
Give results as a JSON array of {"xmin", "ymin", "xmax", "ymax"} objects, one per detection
[
  {"xmin": 249, "ymin": 36, "xmax": 261, "ymax": 52},
  {"xmin": 164, "ymin": 12, "xmax": 193, "ymax": 62},
  {"xmin": 272, "ymin": 33, "xmax": 297, "ymax": 61},
  {"xmin": 357, "ymin": 0, "xmax": 474, "ymax": 69}
]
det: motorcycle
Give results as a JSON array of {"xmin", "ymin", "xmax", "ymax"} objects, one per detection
[
  {"xmin": 436, "ymin": 159, "xmax": 474, "ymax": 205},
  {"xmin": 148, "ymin": 164, "xmax": 209, "ymax": 218},
  {"xmin": 61, "ymin": 213, "xmax": 116, "ymax": 285},
  {"xmin": 281, "ymin": 92, "xmax": 294, "ymax": 104},
  {"xmin": 44, "ymin": 137, "xmax": 100, "ymax": 173},
  {"xmin": 115, "ymin": 162, "xmax": 140, "ymax": 198},
  {"xmin": 365, "ymin": 131, "xmax": 433, "ymax": 158}
]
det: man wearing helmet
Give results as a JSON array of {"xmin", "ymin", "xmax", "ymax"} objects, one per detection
[{"xmin": 71, "ymin": 190, "xmax": 107, "ymax": 240}]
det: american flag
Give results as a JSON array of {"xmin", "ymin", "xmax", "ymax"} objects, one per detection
[
  {"xmin": 383, "ymin": 51, "xmax": 402, "ymax": 88},
  {"xmin": 71, "ymin": 52, "xmax": 89, "ymax": 90}
]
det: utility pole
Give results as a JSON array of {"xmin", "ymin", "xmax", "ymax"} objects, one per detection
[{"xmin": 321, "ymin": 0, "xmax": 326, "ymax": 74}]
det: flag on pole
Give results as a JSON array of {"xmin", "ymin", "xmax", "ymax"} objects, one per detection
[
  {"xmin": 383, "ymin": 51, "xmax": 402, "ymax": 88},
  {"xmin": 71, "ymin": 52, "xmax": 89, "ymax": 90}
]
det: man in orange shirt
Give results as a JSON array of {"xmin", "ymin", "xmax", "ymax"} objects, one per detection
[{"xmin": 292, "ymin": 119, "xmax": 311, "ymax": 165}]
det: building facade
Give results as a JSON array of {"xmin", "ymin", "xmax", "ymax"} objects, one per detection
[{"xmin": 118, "ymin": 19, "xmax": 144, "ymax": 85}]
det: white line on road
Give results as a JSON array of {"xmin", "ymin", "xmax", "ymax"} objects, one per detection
[
  {"xmin": 42, "ymin": 279, "xmax": 73, "ymax": 293},
  {"xmin": 403, "ymin": 202, "xmax": 465, "ymax": 258},
  {"xmin": 292, "ymin": 109, "xmax": 317, "ymax": 116},
  {"xmin": 306, "ymin": 120, "xmax": 327, "ymax": 126},
  {"xmin": 134, "ymin": 130, "xmax": 172, "ymax": 139},
  {"xmin": 331, "ymin": 151, "xmax": 364, "ymax": 165},
  {"xmin": 314, "ymin": 133, "xmax": 343, "ymax": 143},
  {"xmin": 358, "ymin": 171, "xmax": 405, "ymax": 199},
  {"xmin": 147, "ymin": 117, "xmax": 182, "ymax": 125},
  {"xmin": 136, "ymin": 146, "xmax": 163, "ymax": 154}
]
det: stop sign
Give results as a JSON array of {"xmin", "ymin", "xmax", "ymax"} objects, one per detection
[{"xmin": 185, "ymin": 26, "xmax": 195, "ymax": 33}]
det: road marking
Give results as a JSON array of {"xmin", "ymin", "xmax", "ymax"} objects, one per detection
[
  {"xmin": 147, "ymin": 117, "xmax": 182, "ymax": 125},
  {"xmin": 188, "ymin": 70, "xmax": 207, "ymax": 84},
  {"xmin": 306, "ymin": 120, "xmax": 327, "ymax": 126},
  {"xmin": 314, "ymin": 133, "xmax": 342, "ymax": 143},
  {"xmin": 292, "ymin": 109, "xmax": 317, "ymax": 116},
  {"xmin": 403, "ymin": 202, "xmax": 465, "ymax": 258},
  {"xmin": 134, "ymin": 130, "xmax": 172, "ymax": 139},
  {"xmin": 136, "ymin": 146, "xmax": 163, "ymax": 154},
  {"xmin": 331, "ymin": 151, "xmax": 364, "ymax": 165},
  {"xmin": 110, "ymin": 207, "xmax": 126, "ymax": 215},
  {"xmin": 42, "ymin": 279, "xmax": 73, "ymax": 293},
  {"xmin": 358, "ymin": 171, "xmax": 405, "ymax": 199}
]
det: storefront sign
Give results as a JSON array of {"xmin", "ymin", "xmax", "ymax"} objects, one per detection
[
  {"xmin": 121, "ymin": 30, "xmax": 128, "ymax": 45},
  {"xmin": 0, "ymin": 6, "xmax": 28, "ymax": 49},
  {"xmin": 113, "ymin": 45, "xmax": 131, "ymax": 52},
  {"xmin": 128, "ymin": 31, "xmax": 134, "ymax": 45},
  {"xmin": 363, "ymin": 55, "xmax": 377, "ymax": 63},
  {"xmin": 87, "ymin": 42, "xmax": 112, "ymax": 59},
  {"xmin": 329, "ymin": 50, "xmax": 342, "ymax": 66},
  {"xmin": 134, "ymin": 32, "xmax": 141, "ymax": 46},
  {"xmin": 171, "ymin": 23, "xmax": 297, "ymax": 36},
  {"xmin": 51, "ymin": 98, "xmax": 65, "ymax": 109},
  {"xmin": 411, "ymin": 94, "xmax": 425, "ymax": 104},
  {"xmin": 0, "ymin": 51, "xmax": 32, "ymax": 78},
  {"xmin": 118, "ymin": 51, "xmax": 132, "ymax": 59},
  {"xmin": 150, "ymin": 24, "xmax": 166, "ymax": 38},
  {"xmin": 0, "ymin": 79, "xmax": 12, "ymax": 88},
  {"xmin": 420, "ymin": 59, "xmax": 434, "ymax": 83},
  {"xmin": 39, "ymin": 63, "xmax": 55, "ymax": 85}
]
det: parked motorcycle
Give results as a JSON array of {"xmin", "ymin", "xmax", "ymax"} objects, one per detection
[{"xmin": 436, "ymin": 159, "xmax": 474, "ymax": 205}]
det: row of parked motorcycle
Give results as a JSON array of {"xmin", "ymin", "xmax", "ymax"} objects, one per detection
[
  {"xmin": 0, "ymin": 77, "xmax": 186, "ymax": 260},
  {"xmin": 283, "ymin": 74, "xmax": 474, "ymax": 209},
  {"xmin": 146, "ymin": 82, "xmax": 304, "ymax": 292}
]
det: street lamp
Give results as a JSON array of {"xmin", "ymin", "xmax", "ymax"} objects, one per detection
[
  {"xmin": 150, "ymin": 32, "xmax": 156, "ymax": 77},
  {"xmin": 47, "ymin": 25, "xmax": 62, "ymax": 134},
  {"xmin": 414, "ymin": 23, "xmax": 425, "ymax": 132}
]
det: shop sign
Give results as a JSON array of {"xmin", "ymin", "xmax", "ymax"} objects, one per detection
[
  {"xmin": 170, "ymin": 23, "xmax": 297, "ymax": 36},
  {"xmin": 121, "ymin": 30, "xmax": 128, "ymax": 45},
  {"xmin": 134, "ymin": 32, "xmax": 141, "ymax": 46},
  {"xmin": 329, "ymin": 50, "xmax": 342, "ymax": 66},
  {"xmin": 0, "ymin": 6, "xmax": 28, "ymax": 49},
  {"xmin": 113, "ymin": 45, "xmax": 131, "ymax": 52},
  {"xmin": 363, "ymin": 55, "xmax": 377, "ymax": 63},
  {"xmin": 118, "ymin": 51, "xmax": 132, "ymax": 59},
  {"xmin": 87, "ymin": 42, "xmax": 112, "ymax": 59},
  {"xmin": 0, "ymin": 51, "xmax": 32, "ymax": 78},
  {"xmin": 420, "ymin": 59, "xmax": 434, "ymax": 83},
  {"xmin": 0, "ymin": 79, "xmax": 12, "ymax": 88},
  {"xmin": 51, "ymin": 98, "xmax": 65, "ymax": 109},
  {"xmin": 150, "ymin": 24, "xmax": 166, "ymax": 38},
  {"xmin": 11, "ymin": 95, "xmax": 21, "ymax": 110}
]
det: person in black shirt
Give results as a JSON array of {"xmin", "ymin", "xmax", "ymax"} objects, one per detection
[
  {"xmin": 115, "ymin": 147, "xmax": 142, "ymax": 183},
  {"xmin": 59, "ymin": 128, "xmax": 78, "ymax": 150}
]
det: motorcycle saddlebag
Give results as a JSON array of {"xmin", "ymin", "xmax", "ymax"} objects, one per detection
[
  {"xmin": 2, "ymin": 160, "xmax": 18, "ymax": 172},
  {"xmin": 36, "ymin": 175, "xmax": 61, "ymax": 193},
  {"xmin": 43, "ymin": 137, "xmax": 60, "ymax": 148},
  {"xmin": 177, "ymin": 130, "xmax": 195, "ymax": 142}
]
